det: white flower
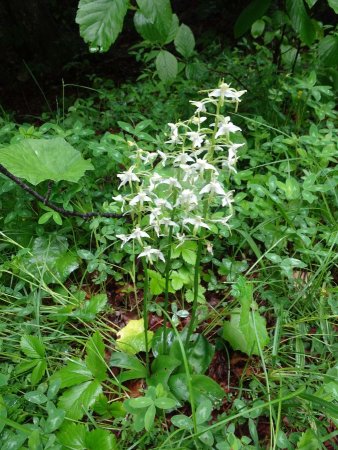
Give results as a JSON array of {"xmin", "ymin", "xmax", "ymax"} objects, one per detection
[
  {"xmin": 211, "ymin": 215, "xmax": 232, "ymax": 227},
  {"xmin": 191, "ymin": 159, "xmax": 219, "ymax": 174},
  {"xmin": 158, "ymin": 177, "xmax": 182, "ymax": 189},
  {"xmin": 200, "ymin": 181, "xmax": 226, "ymax": 196},
  {"xmin": 214, "ymin": 116, "xmax": 241, "ymax": 139},
  {"xmin": 166, "ymin": 123, "xmax": 181, "ymax": 144},
  {"xmin": 149, "ymin": 173, "xmax": 163, "ymax": 191},
  {"xmin": 117, "ymin": 167, "xmax": 140, "ymax": 189},
  {"xmin": 128, "ymin": 227, "xmax": 150, "ymax": 245},
  {"xmin": 157, "ymin": 150, "xmax": 168, "ymax": 167},
  {"xmin": 176, "ymin": 189, "xmax": 198, "ymax": 211},
  {"xmin": 223, "ymin": 143, "xmax": 243, "ymax": 172},
  {"xmin": 129, "ymin": 191, "xmax": 152, "ymax": 207},
  {"xmin": 173, "ymin": 153, "xmax": 194, "ymax": 167},
  {"xmin": 190, "ymin": 100, "xmax": 207, "ymax": 113},
  {"xmin": 183, "ymin": 216, "xmax": 210, "ymax": 234},
  {"xmin": 154, "ymin": 198, "xmax": 173, "ymax": 210},
  {"xmin": 191, "ymin": 116, "xmax": 207, "ymax": 125},
  {"xmin": 112, "ymin": 194, "xmax": 126, "ymax": 211},
  {"xmin": 209, "ymin": 83, "xmax": 246, "ymax": 103},
  {"xmin": 186, "ymin": 131, "xmax": 206, "ymax": 148},
  {"xmin": 221, "ymin": 191, "xmax": 235, "ymax": 207},
  {"xmin": 175, "ymin": 233, "xmax": 187, "ymax": 247},
  {"xmin": 116, "ymin": 234, "xmax": 129, "ymax": 247},
  {"xmin": 206, "ymin": 241, "xmax": 213, "ymax": 255},
  {"xmin": 149, "ymin": 207, "xmax": 161, "ymax": 225},
  {"xmin": 158, "ymin": 217, "xmax": 179, "ymax": 231},
  {"xmin": 141, "ymin": 152, "xmax": 157, "ymax": 165},
  {"xmin": 138, "ymin": 246, "xmax": 165, "ymax": 264}
]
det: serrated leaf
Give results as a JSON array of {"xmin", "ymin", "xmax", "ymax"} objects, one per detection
[
  {"xmin": 234, "ymin": 0, "xmax": 272, "ymax": 38},
  {"xmin": 286, "ymin": 0, "xmax": 316, "ymax": 46},
  {"xmin": 57, "ymin": 423, "xmax": 87, "ymax": 449},
  {"xmin": 86, "ymin": 428, "xmax": 118, "ymax": 450},
  {"xmin": 134, "ymin": 0, "xmax": 173, "ymax": 44},
  {"xmin": 148, "ymin": 269, "xmax": 165, "ymax": 295},
  {"xmin": 172, "ymin": 240, "xmax": 197, "ymax": 265},
  {"xmin": 20, "ymin": 335, "xmax": 45, "ymax": 359},
  {"xmin": 110, "ymin": 352, "xmax": 146, "ymax": 382},
  {"xmin": 156, "ymin": 50, "xmax": 178, "ymax": 82},
  {"xmin": 185, "ymin": 284, "xmax": 206, "ymax": 304},
  {"xmin": 0, "ymin": 138, "xmax": 93, "ymax": 185},
  {"xmin": 76, "ymin": 0, "xmax": 129, "ymax": 52},
  {"xmin": 174, "ymin": 24, "xmax": 195, "ymax": 58},
  {"xmin": 116, "ymin": 319, "xmax": 154, "ymax": 355},
  {"xmin": 51, "ymin": 359, "xmax": 93, "ymax": 388},
  {"xmin": 75, "ymin": 293, "xmax": 107, "ymax": 321},
  {"xmin": 58, "ymin": 379, "xmax": 102, "ymax": 420},
  {"xmin": 85, "ymin": 332, "xmax": 107, "ymax": 381},
  {"xmin": 296, "ymin": 429, "xmax": 320, "ymax": 449}
]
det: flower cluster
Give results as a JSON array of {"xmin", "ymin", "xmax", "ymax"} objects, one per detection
[{"xmin": 112, "ymin": 82, "xmax": 246, "ymax": 264}]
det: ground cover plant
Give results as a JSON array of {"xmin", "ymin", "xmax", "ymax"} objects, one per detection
[{"xmin": 0, "ymin": 2, "xmax": 337, "ymax": 449}]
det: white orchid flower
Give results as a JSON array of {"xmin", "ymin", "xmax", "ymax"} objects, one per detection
[{"xmin": 138, "ymin": 246, "xmax": 165, "ymax": 264}]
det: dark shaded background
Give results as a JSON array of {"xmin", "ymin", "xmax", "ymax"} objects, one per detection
[{"xmin": 0, "ymin": 0, "xmax": 335, "ymax": 118}]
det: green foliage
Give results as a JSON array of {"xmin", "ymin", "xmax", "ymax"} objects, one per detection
[
  {"xmin": 116, "ymin": 319, "xmax": 154, "ymax": 355},
  {"xmin": 0, "ymin": 137, "xmax": 93, "ymax": 185}
]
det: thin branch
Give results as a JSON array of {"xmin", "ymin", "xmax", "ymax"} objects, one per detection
[{"xmin": 0, "ymin": 164, "xmax": 123, "ymax": 220}]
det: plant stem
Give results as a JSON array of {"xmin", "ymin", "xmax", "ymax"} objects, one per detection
[
  {"xmin": 163, "ymin": 226, "xmax": 173, "ymax": 354},
  {"xmin": 142, "ymin": 259, "xmax": 150, "ymax": 377},
  {"xmin": 185, "ymin": 237, "xmax": 203, "ymax": 346}
]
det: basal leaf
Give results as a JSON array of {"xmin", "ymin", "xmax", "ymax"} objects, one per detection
[
  {"xmin": 76, "ymin": 0, "xmax": 129, "ymax": 52},
  {"xmin": 85, "ymin": 332, "xmax": 107, "ymax": 381},
  {"xmin": 174, "ymin": 24, "xmax": 195, "ymax": 58},
  {"xmin": 169, "ymin": 374, "xmax": 225, "ymax": 405},
  {"xmin": 58, "ymin": 379, "xmax": 102, "ymax": 420},
  {"xmin": 116, "ymin": 319, "xmax": 154, "ymax": 355},
  {"xmin": 0, "ymin": 138, "xmax": 93, "ymax": 185},
  {"xmin": 57, "ymin": 423, "xmax": 87, "ymax": 450}
]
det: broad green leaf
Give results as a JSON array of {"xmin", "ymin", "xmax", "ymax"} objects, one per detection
[
  {"xmin": 116, "ymin": 319, "xmax": 154, "ymax": 355},
  {"xmin": 251, "ymin": 19, "xmax": 265, "ymax": 38},
  {"xmin": 174, "ymin": 24, "xmax": 195, "ymax": 58},
  {"xmin": 149, "ymin": 355, "xmax": 181, "ymax": 388},
  {"xmin": 285, "ymin": 177, "xmax": 301, "ymax": 200},
  {"xmin": 286, "ymin": 0, "xmax": 316, "ymax": 46},
  {"xmin": 58, "ymin": 379, "xmax": 102, "ymax": 420},
  {"xmin": 22, "ymin": 236, "xmax": 79, "ymax": 284},
  {"xmin": 134, "ymin": 0, "xmax": 173, "ymax": 44},
  {"xmin": 86, "ymin": 428, "xmax": 118, "ymax": 450},
  {"xmin": 45, "ymin": 408, "xmax": 65, "ymax": 433},
  {"xmin": 223, "ymin": 277, "xmax": 269, "ymax": 356},
  {"xmin": 24, "ymin": 391, "xmax": 48, "ymax": 405},
  {"xmin": 148, "ymin": 269, "xmax": 166, "ymax": 295},
  {"xmin": 57, "ymin": 423, "xmax": 87, "ymax": 449},
  {"xmin": 154, "ymin": 397, "xmax": 177, "ymax": 409},
  {"xmin": 110, "ymin": 352, "xmax": 147, "ymax": 382},
  {"xmin": 169, "ymin": 374, "xmax": 225, "ymax": 405},
  {"xmin": 318, "ymin": 35, "xmax": 338, "ymax": 67},
  {"xmin": 0, "ymin": 138, "xmax": 93, "ymax": 185},
  {"xmin": 296, "ymin": 429, "xmax": 320, "ymax": 449},
  {"xmin": 186, "ymin": 334, "xmax": 214, "ymax": 374},
  {"xmin": 128, "ymin": 397, "xmax": 153, "ymax": 408},
  {"xmin": 234, "ymin": 0, "xmax": 272, "ymax": 38},
  {"xmin": 171, "ymin": 414, "xmax": 193, "ymax": 429},
  {"xmin": 85, "ymin": 332, "xmax": 107, "ymax": 381},
  {"xmin": 51, "ymin": 359, "xmax": 93, "ymax": 388},
  {"xmin": 172, "ymin": 240, "xmax": 197, "ymax": 265},
  {"xmin": 20, "ymin": 335, "xmax": 45, "ymax": 359},
  {"xmin": 196, "ymin": 399, "xmax": 212, "ymax": 424},
  {"xmin": 76, "ymin": 0, "xmax": 129, "ymax": 52},
  {"xmin": 155, "ymin": 50, "xmax": 178, "ymax": 83},
  {"xmin": 185, "ymin": 284, "xmax": 206, "ymax": 304},
  {"xmin": 170, "ymin": 268, "xmax": 191, "ymax": 291},
  {"xmin": 144, "ymin": 403, "xmax": 156, "ymax": 431},
  {"xmin": 327, "ymin": 0, "xmax": 338, "ymax": 13}
]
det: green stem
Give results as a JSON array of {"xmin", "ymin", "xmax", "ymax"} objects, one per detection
[
  {"xmin": 142, "ymin": 260, "xmax": 150, "ymax": 377},
  {"xmin": 163, "ymin": 226, "xmax": 173, "ymax": 354},
  {"xmin": 185, "ymin": 237, "xmax": 203, "ymax": 346}
]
